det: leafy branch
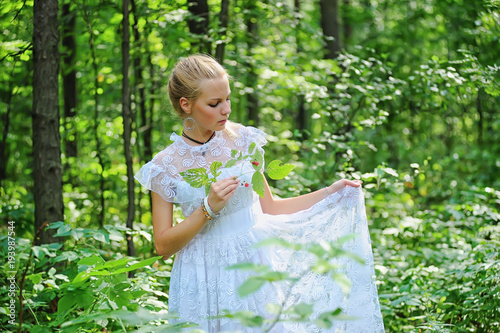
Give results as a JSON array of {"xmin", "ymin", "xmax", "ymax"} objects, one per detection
[
  {"xmin": 222, "ymin": 235, "xmax": 364, "ymax": 331},
  {"xmin": 179, "ymin": 142, "xmax": 295, "ymax": 197}
]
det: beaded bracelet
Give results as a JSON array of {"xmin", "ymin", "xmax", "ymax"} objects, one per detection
[
  {"xmin": 324, "ymin": 186, "xmax": 331, "ymax": 197},
  {"xmin": 201, "ymin": 197, "xmax": 220, "ymax": 220},
  {"xmin": 204, "ymin": 197, "xmax": 220, "ymax": 219},
  {"xmin": 200, "ymin": 199, "xmax": 212, "ymax": 220}
]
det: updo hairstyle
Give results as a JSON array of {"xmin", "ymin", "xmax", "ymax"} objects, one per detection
[{"xmin": 167, "ymin": 54, "xmax": 228, "ymax": 117}]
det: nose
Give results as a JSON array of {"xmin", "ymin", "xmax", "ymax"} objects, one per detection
[{"xmin": 221, "ymin": 100, "xmax": 231, "ymax": 115}]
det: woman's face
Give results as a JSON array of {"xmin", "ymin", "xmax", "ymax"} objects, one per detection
[{"xmin": 185, "ymin": 75, "xmax": 231, "ymax": 134}]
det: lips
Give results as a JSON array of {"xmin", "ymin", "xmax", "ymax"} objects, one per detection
[{"xmin": 218, "ymin": 119, "xmax": 227, "ymax": 124}]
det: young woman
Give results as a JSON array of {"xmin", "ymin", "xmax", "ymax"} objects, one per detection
[{"xmin": 135, "ymin": 54, "xmax": 384, "ymax": 332}]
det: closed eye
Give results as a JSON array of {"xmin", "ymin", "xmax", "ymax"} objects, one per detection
[{"xmin": 209, "ymin": 97, "xmax": 230, "ymax": 108}]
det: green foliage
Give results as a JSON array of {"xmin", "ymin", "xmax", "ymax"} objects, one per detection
[
  {"xmin": 180, "ymin": 146, "xmax": 294, "ymax": 198},
  {"xmin": 364, "ymin": 168, "xmax": 500, "ymax": 333},
  {"xmin": 1, "ymin": 0, "xmax": 499, "ymax": 331},
  {"xmin": 0, "ymin": 222, "xmax": 191, "ymax": 332}
]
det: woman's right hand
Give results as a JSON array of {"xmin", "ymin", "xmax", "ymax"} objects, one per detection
[{"xmin": 207, "ymin": 176, "xmax": 241, "ymax": 213}]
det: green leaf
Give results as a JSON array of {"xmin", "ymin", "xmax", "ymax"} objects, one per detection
[
  {"xmin": 344, "ymin": 252, "xmax": 366, "ymax": 265},
  {"xmin": 75, "ymin": 292, "xmax": 94, "ymax": 309},
  {"xmin": 334, "ymin": 233, "xmax": 358, "ymax": 246},
  {"xmin": 57, "ymin": 295, "xmax": 76, "ymax": 313},
  {"xmin": 237, "ymin": 277, "xmax": 266, "ymax": 297},
  {"xmin": 78, "ymin": 256, "xmax": 104, "ymax": 266},
  {"xmin": 71, "ymin": 228, "xmax": 85, "ymax": 241},
  {"xmin": 95, "ymin": 257, "xmax": 130, "ymax": 270},
  {"xmin": 266, "ymin": 160, "xmax": 295, "ymax": 180},
  {"xmin": 26, "ymin": 273, "xmax": 43, "ymax": 285},
  {"xmin": 248, "ymin": 142, "xmax": 256, "ymax": 154},
  {"xmin": 92, "ymin": 230, "xmax": 110, "ymax": 244},
  {"xmin": 46, "ymin": 221, "xmax": 66, "ymax": 230},
  {"xmin": 251, "ymin": 147, "xmax": 264, "ymax": 171},
  {"xmin": 210, "ymin": 161, "xmax": 223, "ymax": 177},
  {"xmin": 78, "ymin": 256, "xmax": 105, "ymax": 266},
  {"xmin": 260, "ymin": 271, "xmax": 289, "ymax": 282},
  {"xmin": 314, "ymin": 308, "xmax": 359, "ymax": 328},
  {"xmin": 231, "ymin": 149, "xmax": 239, "ymax": 158},
  {"xmin": 180, "ymin": 168, "xmax": 209, "ymax": 188},
  {"xmin": 227, "ymin": 310, "xmax": 264, "ymax": 327},
  {"xmin": 226, "ymin": 263, "xmax": 270, "ymax": 272},
  {"xmin": 255, "ymin": 237, "xmax": 303, "ymax": 251},
  {"xmin": 252, "ymin": 172, "xmax": 265, "ymax": 198},
  {"xmin": 286, "ymin": 303, "xmax": 314, "ymax": 319},
  {"xmin": 53, "ymin": 223, "xmax": 72, "ymax": 237},
  {"xmin": 266, "ymin": 303, "xmax": 281, "ymax": 315},
  {"xmin": 485, "ymin": 85, "xmax": 500, "ymax": 97},
  {"xmin": 225, "ymin": 159, "xmax": 238, "ymax": 169},
  {"xmin": 113, "ymin": 256, "xmax": 162, "ymax": 274},
  {"xmin": 331, "ymin": 272, "xmax": 352, "ymax": 295}
]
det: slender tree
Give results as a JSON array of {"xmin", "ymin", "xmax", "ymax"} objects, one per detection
[
  {"xmin": 245, "ymin": 0, "xmax": 259, "ymax": 126},
  {"xmin": 81, "ymin": 3, "xmax": 106, "ymax": 228},
  {"xmin": 61, "ymin": 1, "xmax": 77, "ymax": 158},
  {"xmin": 320, "ymin": 0, "xmax": 341, "ymax": 59},
  {"xmin": 343, "ymin": 0, "xmax": 352, "ymax": 43},
  {"xmin": 294, "ymin": 0, "xmax": 308, "ymax": 140},
  {"xmin": 215, "ymin": 0, "xmax": 230, "ymax": 62},
  {"xmin": 131, "ymin": 0, "xmax": 151, "ymax": 225},
  {"xmin": 0, "ymin": 65, "xmax": 15, "ymax": 186},
  {"xmin": 187, "ymin": 0, "xmax": 210, "ymax": 53},
  {"xmin": 32, "ymin": 0, "xmax": 63, "ymax": 245},
  {"xmin": 122, "ymin": 0, "xmax": 136, "ymax": 256}
]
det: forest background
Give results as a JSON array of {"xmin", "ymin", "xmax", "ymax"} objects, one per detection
[{"xmin": 1, "ymin": 0, "xmax": 499, "ymax": 332}]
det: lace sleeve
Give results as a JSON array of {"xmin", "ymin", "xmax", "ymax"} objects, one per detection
[
  {"xmin": 134, "ymin": 150, "xmax": 200, "ymax": 203},
  {"xmin": 233, "ymin": 125, "xmax": 268, "ymax": 149}
]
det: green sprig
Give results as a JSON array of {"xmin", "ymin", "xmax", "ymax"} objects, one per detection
[{"xmin": 180, "ymin": 143, "xmax": 295, "ymax": 197}]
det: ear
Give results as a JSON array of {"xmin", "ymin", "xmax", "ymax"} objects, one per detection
[{"xmin": 179, "ymin": 97, "xmax": 191, "ymax": 114}]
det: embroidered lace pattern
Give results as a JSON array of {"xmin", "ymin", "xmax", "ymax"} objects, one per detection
[
  {"xmin": 135, "ymin": 123, "xmax": 265, "ymax": 217},
  {"xmin": 135, "ymin": 124, "xmax": 385, "ymax": 332}
]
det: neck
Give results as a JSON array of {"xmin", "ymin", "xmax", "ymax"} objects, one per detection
[{"xmin": 182, "ymin": 130, "xmax": 215, "ymax": 145}]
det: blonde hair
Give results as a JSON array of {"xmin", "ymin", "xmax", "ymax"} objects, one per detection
[{"xmin": 167, "ymin": 54, "xmax": 228, "ymax": 117}]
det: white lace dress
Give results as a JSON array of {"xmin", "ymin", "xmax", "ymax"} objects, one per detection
[{"xmin": 135, "ymin": 124, "xmax": 385, "ymax": 333}]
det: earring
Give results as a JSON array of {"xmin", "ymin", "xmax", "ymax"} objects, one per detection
[{"xmin": 183, "ymin": 116, "xmax": 196, "ymax": 131}]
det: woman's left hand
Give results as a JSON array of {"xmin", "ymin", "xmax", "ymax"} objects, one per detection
[{"xmin": 327, "ymin": 179, "xmax": 362, "ymax": 194}]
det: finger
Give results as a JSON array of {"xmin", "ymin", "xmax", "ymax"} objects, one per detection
[
  {"xmin": 219, "ymin": 182, "xmax": 240, "ymax": 198},
  {"xmin": 212, "ymin": 177, "xmax": 240, "ymax": 191},
  {"xmin": 216, "ymin": 176, "xmax": 240, "ymax": 186}
]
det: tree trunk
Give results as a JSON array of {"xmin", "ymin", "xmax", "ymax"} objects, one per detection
[
  {"xmin": 61, "ymin": 1, "xmax": 77, "ymax": 158},
  {"xmin": 215, "ymin": 0, "xmax": 230, "ymax": 62},
  {"xmin": 131, "ymin": 0, "xmax": 149, "ymax": 227},
  {"xmin": 122, "ymin": 0, "xmax": 136, "ymax": 257},
  {"xmin": 294, "ymin": 0, "xmax": 308, "ymax": 140},
  {"xmin": 343, "ymin": 0, "xmax": 352, "ymax": 43},
  {"xmin": 82, "ymin": 4, "xmax": 106, "ymax": 228},
  {"xmin": 187, "ymin": 0, "xmax": 211, "ymax": 54},
  {"xmin": 476, "ymin": 88, "xmax": 483, "ymax": 146},
  {"xmin": 32, "ymin": 0, "xmax": 64, "ymax": 245},
  {"xmin": 320, "ymin": 0, "xmax": 341, "ymax": 59},
  {"xmin": 0, "ymin": 70, "xmax": 14, "ymax": 186},
  {"xmin": 245, "ymin": 0, "xmax": 259, "ymax": 126}
]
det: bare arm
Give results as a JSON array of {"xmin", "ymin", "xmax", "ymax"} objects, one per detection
[
  {"xmin": 259, "ymin": 176, "xmax": 362, "ymax": 215},
  {"xmin": 152, "ymin": 176, "xmax": 240, "ymax": 259}
]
